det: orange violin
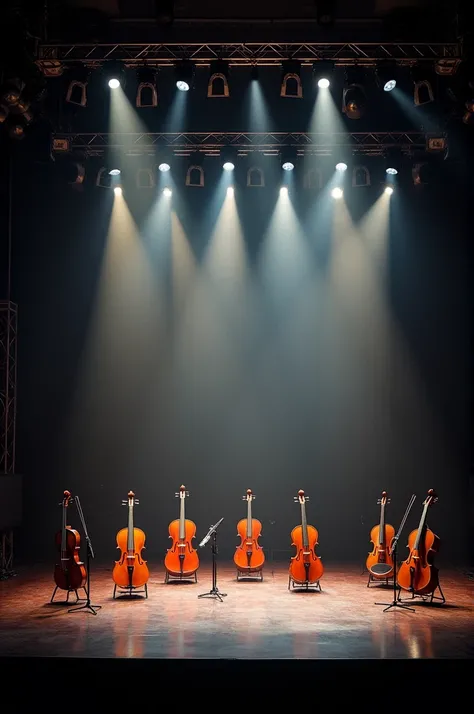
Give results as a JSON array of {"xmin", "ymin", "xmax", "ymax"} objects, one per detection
[
  {"xmin": 289, "ymin": 490, "xmax": 324, "ymax": 585},
  {"xmin": 397, "ymin": 489, "xmax": 440, "ymax": 596},
  {"xmin": 112, "ymin": 491, "xmax": 149, "ymax": 592},
  {"xmin": 234, "ymin": 489, "xmax": 265, "ymax": 573},
  {"xmin": 53, "ymin": 490, "xmax": 87, "ymax": 592},
  {"xmin": 366, "ymin": 491, "xmax": 395, "ymax": 579},
  {"xmin": 164, "ymin": 485, "xmax": 199, "ymax": 580}
]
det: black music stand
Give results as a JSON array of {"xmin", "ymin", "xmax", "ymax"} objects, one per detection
[
  {"xmin": 375, "ymin": 494, "xmax": 416, "ymax": 613},
  {"xmin": 198, "ymin": 518, "xmax": 226, "ymax": 602},
  {"xmin": 68, "ymin": 495, "xmax": 101, "ymax": 615}
]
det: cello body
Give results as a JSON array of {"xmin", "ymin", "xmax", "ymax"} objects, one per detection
[
  {"xmin": 234, "ymin": 489, "xmax": 265, "ymax": 572},
  {"xmin": 397, "ymin": 489, "xmax": 440, "ymax": 596},
  {"xmin": 112, "ymin": 491, "xmax": 149, "ymax": 590},
  {"xmin": 164, "ymin": 485, "xmax": 199, "ymax": 578},
  {"xmin": 289, "ymin": 490, "xmax": 324, "ymax": 584},
  {"xmin": 366, "ymin": 491, "xmax": 395, "ymax": 579},
  {"xmin": 54, "ymin": 491, "xmax": 87, "ymax": 591}
]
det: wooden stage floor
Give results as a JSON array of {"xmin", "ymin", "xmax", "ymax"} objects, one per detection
[{"xmin": 1, "ymin": 563, "xmax": 473, "ymax": 662}]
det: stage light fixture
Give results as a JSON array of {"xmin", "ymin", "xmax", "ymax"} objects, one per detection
[
  {"xmin": 386, "ymin": 167, "xmax": 398, "ymax": 175},
  {"xmin": 223, "ymin": 161, "xmax": 235, "ymax": 171},
  {"xmin": 108, "ymin": 78, "xmax": 120, "ymax": 89},
  {"xmin": 136, "ymin": 68, "xmax": 158, "ymax": 107},
  {"xmin": 313, "ymin": 61, "xmax": 334, "ymax": 89},
  {"xmin": 208, "ymin": 61, "xmax": 230, "ymax": 97},
  {"xmin": 335, "ymin": 162, "xmax": 347, "ymax": 171},
  {"xmin": 376, "ymin": 65, "xmax": 397, "ymax": 92},
  {"xmin": 331, "ymin": 187, "xmax": 343, "ymax": 199},
  {"xmin": 411, "ymin": 66, "xmax": 434, "ymax": 106},
  {"xmin": 281, "ymin": 60, "xmax": 303, "ymax": 98},
  {"xmin": 281, "ymin": 146, "xmax": 297, "ymax": 171},
  {"xmin": 159, "ymin": 162, "xmax": 171, "ymax": 172},
  {"xmin": 1, "ymin": 80, "xmax": 22, "ymax": 108},
  {"xmin": 282, "ymin": 162, "xmax": 294, "ymax": 171},
  {"xmin": 342, "ymin": 68, "xmax": 367, "ymax": 119},
  {"xmin": 65, "ymin": 65, "xmax": 90, "ymax": 106},
  {"xmin": 114, "ymin": 186, "xmax": 122, "ymax": 195},
  {"xmin": 108, "ymin": 168, "xmax": 121, "ymax": 176},
  {"xmin": 8, "ymin": 123, "xmax": 25, "ymax": 140},
  {"xmin": 163, "ymin": 187, "xmax": 172, "ymax": 197},
  {"xmin": 175, "ymin": 61, "xmax": 195, "ymax": 92},
  {"xmin": 103, "ymin": 62, "xmax": 126, "ymax": 90},
  {"xmin": 384, "ymin": 186, "xmax": 394, "ymax": 195},
  {"xmin": 318, "ymin": 78, "xmax": 330, "ymax": 89}
]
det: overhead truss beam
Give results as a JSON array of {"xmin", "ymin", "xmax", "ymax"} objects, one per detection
[
  {"xmin": 37, "ymin": 42, "xmax": 462, "ymax": 72},
  {"xmin": 53, "ymin": 131, "xmax": 432, "ymax": 157}
]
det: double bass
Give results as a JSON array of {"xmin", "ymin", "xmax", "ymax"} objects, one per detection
[
  {"xmin": 234, "ymin": 489, "xmax": 265, "ymax": 573},
  {"xmin": 289, "ymin": 490, "xmax": 324, "ymax": 585},
  {"xmin": 397, "ymin": 489, "xmax": 440, "ymax": 596},
  {"xmin": 54, "ymin": 490, "xmax": 87, "ymax": 591},
  {"xmin": 112, "ymin": 491, "xmax": 149, "ymax": 591},
  {"xmin": 366, "ymin": 491, "xmax": 395, "ymax": 579},
  {"xmin": 164, "ymin": 485, "xmax": 199, "ymax": 579}
]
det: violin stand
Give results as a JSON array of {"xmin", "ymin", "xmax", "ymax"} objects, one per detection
[
  {"xmin": 397, "ymin": 580, "xmax": 446, "ymax": 605},
  {"xmin": 367, "ymin": 572, "xmax": 395, "ymax": 588},
  {"xmin": 198, "ymin": 529, "xmax": 227, "ymax": 602},
  {"xmin": 288, "ymin": 576, "xmax": 322, "ymax": 592},
  {"xmin": 164, "ymin": 571, "xmax": 198, "ymax": 584},
  {"xmin": 50, "ymin": 585, "xmax": 87, "ymax": 604},
  {"xmin": 236, "ymin": 569, "xmax": 263, "ymax": 582},
  {"xmin": 113, "ymin": 583, "xmax": 148, "ymax": 599}
]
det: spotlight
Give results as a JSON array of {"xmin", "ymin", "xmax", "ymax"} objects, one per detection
[
  {"xmin": 175, "ymin": 61, "xmax": 195, "ymax": 92},
  {"xmin": 163, "ymin": 187, "xmax": 172, "ymax": 197},
  {"xmin": 336, "ymin": 162, "xmax": 347, "ymax": 171},
  {"xmin": 282, "ymin": 162, "xmax": 294, "ymax": 171},
  {"xmin": 177, "ymin": 81, "xmax": 189, "ymax": 91},
  {"xmin": 331, "ymin": 187, "xmax": 343, "ymax": 199},
  {"xmin": 227, "ymin": 186, "xmax": 234, "ymax": 196},
  {"xmin": 108, "ymin": 78, "xmax": 120, "ymax": 89},
  {"xmin": 376, "ymin": 65, "xmax": 397, "ymax": 92},
  {"xmin": 223, "ymin": 161, "xmax": 235, "ymax": 171},
  {"xmin": 159, "ymin": 162, "xmax": 171, "ymax": 172},
  {"xmin": 386, "ymin": 167, "xmax": 398, "ymax": 175},
  {"xmin": 318, "ymin": 78, "xmax": 330, "ymax": 89},
  {"xmin": 313, "ymin": 61, "xmax": 334, "ymax": 89},
  {"xmin": 342, "ymin": 68, "xmax": 367, "ymax": 119},
  {"xmin": 280, "ymin": 186, "xmax": 288, "ymax": 196},
  {"xmin": 384, "ymin": 79, "xmax": 396, "ymax": 92},
  {"xmin": 384, "ymin": 186, "xmax": 394, "ymax": 195},
  {"xmin": 108, "ymin": 168, "xmax": 121, "ymax": 176},
  {"xmin": 114, "ymin": 186, "xmax": 122, "ymax": 196}
]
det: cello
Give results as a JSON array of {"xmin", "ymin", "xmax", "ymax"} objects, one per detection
[
  {"xmin": 53, "ymin": 490, "xmax": 87, "ymax": 592},
  {"xmin": 164, "ymin": 485, "xmax": 199, "ymax": 581},
  {"xmin": 397, "ymin": 489, "xmax": 440, "ymax": 596},
  {"xmin": 234, "ymin": 489, "xmax": 265, "ymax": 574},
  {"xmin": 112, "ymin": 491, "xmax": 149, "ymax": 595},
  {"xmin": 289, "ymin": 490, "xmax": 324, "ymax": 585},
  {"xmin": 366, "ymin": 491, "xmax": 395, "ymax": 579}
]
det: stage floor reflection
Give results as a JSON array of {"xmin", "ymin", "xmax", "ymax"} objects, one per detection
[{"xmin": 1, "ymin": 564, "xmax": 473, "ymax": 659}]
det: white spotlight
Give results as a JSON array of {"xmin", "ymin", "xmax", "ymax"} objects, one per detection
[
  {"xmin": 282, "ymin": 161, "xmax": 294, "ymax": 171},
  {"xmin": 159, "ymin": 163, "xmax": 171, "ymax": 172},
  {"xmin": 114, "ymin": 186, "xmax": 122, "ymax": 196},
  {"xmin": 386, "ymin": 167, "xmax": 398, "ymax": 175},
  {"xmin": 108, "ymin": 78, "xmax": 120, "ymax": 89},
  {"xmin": 318, "ymin": 78, "xmax": 330, "ymax": 89},
  {"xmin": 223, "ymin": 161, "xmax": 234, "ymax": 171},
  {"xmin": 336, "ymin": 162, "xmax": 347, "ymax": 172},
  {"xmin": 108, "ymin": 168, "xmax": 121, "ymax": 176},
  {"xmin": 331, "ymin": 187, "xmax": 343, "ymax": 199},
  {"xmin": 176, "ymin": 80, "xmax": 190, "ymax": 92},
  {"xmin": 163, "ymin": 187, "xmax": 172, "ymax": 197},
  {"xmin": 384, "ymin": 186, "xmax": 394, "ymax": 195},
  {"xmin": 227, "ymin": 186, "xmax": 234, "ymax": 196},
  {"xmin": 384, "ymin": 79, "xmax": 397, "ymax": 92},
  {"xmin": 280, "ymin": 186, "xmax": 288, "ymax": 196}
]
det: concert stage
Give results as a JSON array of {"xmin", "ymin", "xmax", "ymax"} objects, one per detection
[{"xmin": 1, "ymin": 563, "xmax": 473, "ymax": 682}]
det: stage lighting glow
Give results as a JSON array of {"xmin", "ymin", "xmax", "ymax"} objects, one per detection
[
  {"xmin": 282, "ymin": 162, "xmax": 294, "ymax": 171},
  {"xmin": 384, "ymin": 79, "xmax": 397, "ymax": 92},
  {"xmin": 163, "ymin": 187, "xmax": 172, "ymax": 197},
  {"xmin": 176, "ymin": 80, "xmax": 190, "ymax": 91},
  {"xmin": 331, "ymin": 187, "xmax": 343, "ymax": 199},
  {"xmin": 280, "ymin": 186, "xmax": 288, "ymax": 196},
  {"xmin": 114, "ymin": 186, "xmax": 122, "ymax": 195},
  {"xmin": 159, "ymin": 163, "xmax": 171, "ymax": 172},
  {"xmin": 336, "ymin": 162, "xmax": 347, "ymax": 171},
  {"xmin": 227, "ymin": 186, "xmax": 234, "ymax": 196},
  {"xmin": 318, "ymin": 78, "xmax": 330, "ymax": 88},
  {"xmin": 386, "ymin": 167, "xmax": 398, "ymax": 175},
  {"xmin": 384, "ymin": 186, "xmax": 394, "ymax": 195},
  {"xmin": 108, "ymin": 169, "xmax": 121, "ymax": 176},
  {"xmin": 108, "ymin": 78, "xmax": 120, "ymax": 89},
  {"xmin": 223, "ymin": 162, "xmax": 235, "ymax": 171}
]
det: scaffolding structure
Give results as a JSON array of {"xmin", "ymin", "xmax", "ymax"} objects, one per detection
[
  {"xmin": 0, "ymin": 300, "xmax": 17, "ymax": 476},
  {"xmin": 52, "ymin": 130, "xmax": 431, "ymax": 158}
]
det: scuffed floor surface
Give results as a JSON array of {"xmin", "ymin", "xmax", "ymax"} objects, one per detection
[{"xmin": 1, "ymin": 564, "xmax": 473, "ymax": 659}]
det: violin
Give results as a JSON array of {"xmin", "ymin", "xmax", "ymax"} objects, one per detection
[
  {"xmin": 233, "ymin": 489, "xmax": 265, "ymax": 573},
  {"xmin": 366, "ymin": 491, "xmax": 395, "ymax": 578},
  {"xmin": 164, "ymin": 485, "xmax": 199, "ymax": 579},
  {"xmin": 112, "ymin": 491, "xmax": 149, "ymax": 590},
  {"xmin": 397, "ymin": 489, "xmax": 440, "ymax": 596},
  {"xmin": 289, "ymin": 489, "xmax": 324, "ymax": 584},
  {"xmin": 54, "ymin": 490, "xmax": 87, "ymax": 591}
]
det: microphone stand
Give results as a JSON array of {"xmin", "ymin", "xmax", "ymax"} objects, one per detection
[
  {"xmin": 68, "ymin": 496, "xmax": 101, "ymax": 615},
  {"xmin": 375, "ymin": 494, "xmax": 416, "ymax": 613},
  {"xmin": 198, "ymin": 518, "xmax": 226, "ymax": 602}
]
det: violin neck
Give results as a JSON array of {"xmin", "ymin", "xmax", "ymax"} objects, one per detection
[
  {"xmin": 414, "ymin": 503, "xmax": 429, "ymax": 550},
  {"xmin": 127, "ymin": 502, "xmax": 134, "ymax": 552},
  {"xmin": 301, "ymin": 502, "xmax": 309, "ymax": 549},
  {"xmin": 378, "ymin": 502, "xmax": 385, "ymax": 546},
  {"xmin": 179, "ymin": 496, "xmax": 185, "ymax": 540},
  {"xmin": 246, "ymin": 498, "xmax": 252, "ymax": 538}
]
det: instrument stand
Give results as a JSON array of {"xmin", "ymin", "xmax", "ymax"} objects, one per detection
[
  {"xmin": 367, "ymin": 572, "xmax": 395, "ymax": 588},
  {"xmin": 375, "ymin": 494, "xmax": 416, "ymax": 613},
  {"xmin": 398, "ymin": 580, "xmax": 446, "ymax": 605},
  {"xmin": 236, "ymin": 569, "xmax": 263, "ymax": 582},
  {"xmin": 288, "ymin": 576, "xmax": 322, "ymax": 592},
  {"xmin": 198, "ymin": 520, "xmax": 227, "ymax": 602},
  {"xmin": 50, "ymin": 585, "xmax": 87, "ymax": 604},
  {"xmin": 113, "ymin": 583, "xmax": 148, "ymax": 599},
  {"xmin": 68, "ymin": 496, "xmax": 101, "ymax": 615},
  {"xmin": 165, "ymin": 571, "xmax": 198, "ymax": 584}
]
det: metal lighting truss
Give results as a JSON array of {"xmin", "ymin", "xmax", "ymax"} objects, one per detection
[
  {"xmin": 0, "ymin": 301, "xmax": 17, "ymax": 475},
  {"xmin": 52, "ymin": 131, "xmax": 430, "ymax": 157},
  {"xmin": 37, "ymin": 41, "xmax": 462, "ymax": 72}
]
